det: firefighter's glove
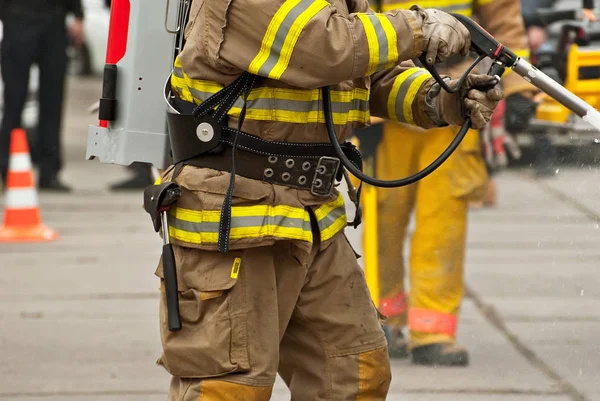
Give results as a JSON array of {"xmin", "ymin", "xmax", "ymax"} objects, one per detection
[
  {"xmin": 410, "ymin": 6, "xmax": 471, "ymax": 64},
  {"xmin": 428, "ymin": 74, "xmax": 504, "ymax": 130},
  {"xmin": 504, "ymin": 93, "xmax": 537, "ymax": 134}
]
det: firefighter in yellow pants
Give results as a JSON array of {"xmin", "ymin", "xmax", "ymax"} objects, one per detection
[{"xmin": 365, "ymin": 0, "xmax": 536, "ymax": 366}]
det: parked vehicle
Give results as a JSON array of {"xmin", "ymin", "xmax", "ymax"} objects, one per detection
[{"xmin": 515, "ymin": 0, "xmax": 600, "ymax": 153}]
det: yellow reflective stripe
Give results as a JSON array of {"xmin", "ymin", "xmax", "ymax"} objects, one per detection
[
  {"xmin": 170, "ymin": 70, "xmax": 371, "ymax": 124},
  {"xmin": 171, "ymin": 66, "xmax": 371, "ymax": 102},
  {"xmin": 271, "ymin": 0, "xmax": 328, "ymax": 79},
  {"xmin": 168, "ymin": 195, "xmax": 347, "ymax": 245},
  {"xmin": 174, "ymin": 204, "xmax": 309, "ymax": 222},
  {"xmin": 314, "ymin": 193, "xmax": 345, "ymax": 221},
  {"xmin": 402, "ymin": 72, "xmax": 432, "ymax": 125},
  {"xmin": 241, "ymin": 109, "xmax": 369, "ymax": 124},
  {"xmin": 249, "ymin": 0, "xmax": 301, "ymax": 76},
  {"xmin": 477, "ymin": 0, "xmax": 494, "ymax": 6},
  {"xmin": 249, "ymin": 0, "xmax": 328, "ymax": 80},
  {"xmin": 357, "ymin": 14, "xmax": 379, "ymax": 74},
  {"xmin": 169, "ymin": 224, "xmax": 313, "ymax": 243},
  {"xmin": 169, "ymin": 204, "xmax": 313, "ymax": 243},
  {"xmin": 314, "ymin": 193, "xmax": 346, "ymax": 242},
  {"xmin": 381, "ymin": 0, "xmax": 473, "ymax": 11},
  {"xmin": 378, "ymin": 15, "xmax": 399, "ymax": 69},
  {"xmin": 387, "ymin": 67, "xmax": 420, "ymax": 121},
  {"xmin": 320, "ymin": 212, "xmax": 346, "ymax": 242}
]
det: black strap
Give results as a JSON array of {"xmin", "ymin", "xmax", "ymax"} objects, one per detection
[{"xmin": 216, "ymin": 74, "xmax": 256, "ymax": 253}]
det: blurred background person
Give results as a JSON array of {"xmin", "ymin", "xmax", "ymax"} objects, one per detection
[
  {"xmin": 0, "ymin": 0, "xmax": 84, "ymax": 191},
  {"xmin": 521, "ymin": 0, "xmax": 556, "ymax": 52},
  {"xmin": 361, "ymin": 0, "xmax": 536, "ymax": 366}
]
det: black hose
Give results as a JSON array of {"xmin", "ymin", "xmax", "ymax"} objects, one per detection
[{"xmin": 323, "ymin": 86, "xmax": 472, "ymax": 188}]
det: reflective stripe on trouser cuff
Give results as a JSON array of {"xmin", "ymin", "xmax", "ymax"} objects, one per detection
[
  {"xmin": 170, "ymin": 66, "xmax": 370, "ymax": 125},
  {"xmin": 356, "ymin": 13, "xmax": 399, "ymax": 74},
  {"xmin": 387, "ymin": 68, "xmax": 432, "ymax": 125},
  {"xmin": 408, "ymin": 308, "xmax": 458, "ymax": 336},
  {"xmin": 248, "ymin": 0, "xmax": 329, "ymax": 80},
  {"xmin": 379, "ymin": 292, "xmax": 407, "ymax": 318},
  {"xmin": 380, "ymin": 1, "xmax": 473, "ymax": 15}
]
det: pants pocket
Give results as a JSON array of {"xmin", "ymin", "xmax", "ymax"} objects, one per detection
[
  {"xmin": 450, "ymin": 132, "xmax": 488, "ymax": 201},
  {"xmin": 155, "ymin": 246, "xmax": 249, "ymax": 378}
]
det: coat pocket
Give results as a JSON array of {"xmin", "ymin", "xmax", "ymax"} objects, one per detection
[{"xmin": 155, "ymin": 246, "xmax": 249, "ymax": 378}]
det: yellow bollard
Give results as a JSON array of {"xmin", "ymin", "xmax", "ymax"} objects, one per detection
[
  {"xmin": 362, "ymin": 182, "xmax": 379, "ymax": 307},
  {"xmin": 361, "ymin": 154, "xmax": 379, "ymax": 307}
]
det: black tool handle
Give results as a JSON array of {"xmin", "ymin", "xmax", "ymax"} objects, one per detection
[{"xmin": 162, "ymin": 244, "xmax": 182, "ymax": 331}]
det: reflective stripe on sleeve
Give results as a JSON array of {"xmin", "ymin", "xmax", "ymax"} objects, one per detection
[
  {"xmin": 356, "ymin": 13, "xmax": 400, "ymax": 74},
  {"xmin": 381, "ymin": 0, "xmax": 473, "ymax": 16},
  {"xmin": 387, "ymin": 68, "xmax": 432, "ymax": 125},
  {"xmin": 248, "ymin": 0, "xmax": 329, "ymax": 80}
]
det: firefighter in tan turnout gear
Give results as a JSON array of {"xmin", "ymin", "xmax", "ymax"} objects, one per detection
[
  {"xmin": 154, "ymin": 0, "xmax": 503, "ymax": 399},
  {"xmin": 366, "ymin": 0, "xmax": 534, "ymax": 366}
]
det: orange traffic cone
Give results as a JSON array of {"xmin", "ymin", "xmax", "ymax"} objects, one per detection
[{"xmin": 0, "ymin": 129, "xmax": 58, "ymax": 242}]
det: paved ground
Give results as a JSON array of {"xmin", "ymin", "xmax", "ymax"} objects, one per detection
[{"xmin": 0, "ymin": 77, "xmax": 599, "ymax": 400}]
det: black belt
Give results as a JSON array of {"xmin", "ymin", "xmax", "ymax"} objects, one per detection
[
  {"xmin": 168, "ymin": 101, "xmax": 362, "ymax": 196},
  {"xmin": 165, "ymin": 72, "xmax": 362, "ymax": 252}
]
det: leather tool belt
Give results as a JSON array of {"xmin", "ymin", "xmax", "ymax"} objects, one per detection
[{"xmin": 167, "ymin": 95, "xmax": 362, "ymax": 197}]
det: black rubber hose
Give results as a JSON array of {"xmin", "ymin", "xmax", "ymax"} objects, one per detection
[{"xmin": 322, "ymin": 86, "xmax": 472, "ymax": 188}]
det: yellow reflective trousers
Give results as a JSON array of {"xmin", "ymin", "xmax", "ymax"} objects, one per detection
[{"xmin": 373, "ymin": 121, "xmax": 488, "ymax": 347}]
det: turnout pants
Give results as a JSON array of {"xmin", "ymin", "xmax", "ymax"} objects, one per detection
[
  {"xmin": 0, "ymin": 14, "xmax": 68, "ymax": 181},
  {"xmin": 155, "ymin": 226, "xmax": 391, "ymax": 400},
  {"xmin": 375, "ymin": 122, "xmax": 487, "ymax": 347}
]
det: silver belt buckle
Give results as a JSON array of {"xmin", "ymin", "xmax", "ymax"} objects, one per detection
[{"xmin": 311, "ymin": 156, "xmax": 340, "ymax": 197}]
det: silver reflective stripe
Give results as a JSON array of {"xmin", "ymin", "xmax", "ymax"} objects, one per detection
[
  {"xmin": 188, "ymin": 87, "xmax": 247, "ymax": 110},
  {"xmin": 169, "ymin": 214, "xmax": 312, "ymax": 234},
  {"xmin": 257, "ymin": 0, "xmax": 316, "ymax": 77},
  {"xmin": 366, "ymin": 14, "xmax": 389, "ymax": 71},
  {"xmin": 173, "ymin": 65, "xmax": 184, "ymax": 79},
  {"xmin": 395, "ymin": 70, "xmax": 429, "ymax": 123},
  {"xmin": 317, "ymin": 205, "xmax": 346, "ymax": 232},
  {"xmin": 187, "ymin": 87, "xmax": 369, "ymax": 114}
]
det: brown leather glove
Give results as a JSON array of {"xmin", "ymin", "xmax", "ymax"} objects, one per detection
[
  {"xmin": 434, "ymin": 75, "xmax": 504, "ymax": 129},
  {"xmin": 410, "ymin": 6, "xmax": 471, "ymax": 65}
]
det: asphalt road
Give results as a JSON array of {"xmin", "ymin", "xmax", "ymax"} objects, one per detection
[{"xmin": 0, "ymin": 77, "xmax": 599, "ymax": 401}]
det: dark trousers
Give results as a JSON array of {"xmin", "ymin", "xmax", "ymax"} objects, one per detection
[{"xmin": 0, "ymin": 15, "xmax": 68, "ymax": 181}]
